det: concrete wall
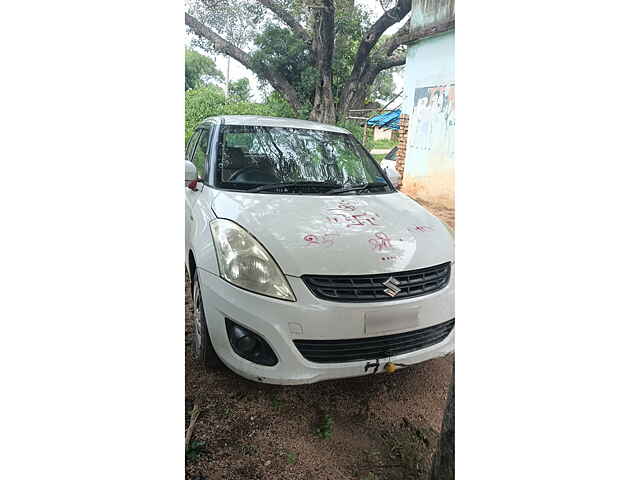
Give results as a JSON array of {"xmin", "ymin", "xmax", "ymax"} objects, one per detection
[
  {"xmin": 373, "ymin": 127, "xmax": 393, "ymax": 141},
  {"xmin": 411, "ymin": 0, "xmax": 455, "ymax": 30},
  {"xmin": 401, "ymin": 29, "xmax": 454, "ymax": 211}
]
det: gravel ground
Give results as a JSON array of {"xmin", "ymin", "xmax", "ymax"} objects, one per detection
[{"xmin": 185, "ymin": 204, "xmax": 454, "ymax": 480}]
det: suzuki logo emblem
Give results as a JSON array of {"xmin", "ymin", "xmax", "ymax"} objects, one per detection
[{"xmin": 382, "ymin": 277, "xmax": 401, "ymax": 297}]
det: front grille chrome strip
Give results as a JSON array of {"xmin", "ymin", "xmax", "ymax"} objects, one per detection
[{"xmin": 302, "ymin": 262, "xmax": 451, "ymax": 303}]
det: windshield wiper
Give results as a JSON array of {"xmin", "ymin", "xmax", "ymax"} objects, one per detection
[
  {"xmin": 247, "ymin": 181, "xmax": 341, "ymax": 193},
  {"xmin": 325, "ymin": 182, "xmax": 389, "ymax": 195}
]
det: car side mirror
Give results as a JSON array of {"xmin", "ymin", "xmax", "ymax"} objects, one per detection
[{"xmin": 185, "ymin": 161, "xmax": 197, "ymax": 182}]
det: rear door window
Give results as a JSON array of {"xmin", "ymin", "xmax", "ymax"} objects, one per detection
[{"xmin": 185, "ymin": 130, "xmax": 201, "ymax": 163}]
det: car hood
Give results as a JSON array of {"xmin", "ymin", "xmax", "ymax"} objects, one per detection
[{"xmin": 210, "ymin": 191, "xmax": 454, "ymax": 276}]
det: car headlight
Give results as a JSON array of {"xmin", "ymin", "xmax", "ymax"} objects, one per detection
[{"xmin": 210, "ymin": 219, "xmax": 296, "ymax": 301}]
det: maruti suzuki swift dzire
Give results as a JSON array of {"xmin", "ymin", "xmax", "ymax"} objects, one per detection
[{"xmin": 185, "ymin": 115, "xmax": 454, "ymax": 384}]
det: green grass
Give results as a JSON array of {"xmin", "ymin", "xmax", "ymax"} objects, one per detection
[
  {"xmin": 371, "ymin": 138, "xmax": 398, "ymax": 149},
  {"xmin": 185, "ymin": 440, "xmax": 206, "ymax": 460},
  {"xmin": 286, "ymin": 452, "xmax": 298, "ymax": 464},
  {"xmin": 315, "ymin": 414, "xmax": 334, "ymax": 439},
  {"xmin": 372, "ymin": 153, "xmax": 385, "ymax": 162}
]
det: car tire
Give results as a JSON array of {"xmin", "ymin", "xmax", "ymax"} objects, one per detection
[{"xmin": 192, "ymin": 271, "xmax": 222, "ymax": 369}]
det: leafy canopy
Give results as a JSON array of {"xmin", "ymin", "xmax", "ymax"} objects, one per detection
[
  {"xmin": 248, "ymin": 2, "xmax": 398, "ymax": 112},
  {"xmin": 185, "ymin": 85, "xmax": 298, "ymax": 143},
  {"xmin": 228, "ymin": 78, "xmax": 252, "ymax": 103},
  {"xmin": 186, "ymin": 0, "xmax": 408, "ymax": 122},
  {"xmin": 185, "ymin": 48, "xmax": 223, "ymax": 91}
]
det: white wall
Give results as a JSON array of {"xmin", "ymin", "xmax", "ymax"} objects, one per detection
[
  {"xmin": 401, "ymin": 30, "xmax": 455, "ymax": 209},
  {"xmin": 403, "ymin": 31, "xmax": 454, "ymax": 114}
]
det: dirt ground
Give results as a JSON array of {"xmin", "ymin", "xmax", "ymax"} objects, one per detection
[
  {"xmin": 185, "ymin": 201, "xmax": 454, "ymax": 480},
  {"xmin": 412, "ymin": 198, "xmax": 454, "ymax": 230}
]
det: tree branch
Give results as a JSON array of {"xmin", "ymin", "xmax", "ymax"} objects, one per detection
[
  {"xmin": 357, "ymin": 0, "xmax": 411, "ymax": 59},
  {"xmin": 257, "ymin": 0, "xmax": 311, "ymax": 45},
  {"xmin": 185, "ymin": 12, "xmax": 252, "ymax": 65},
  {"xmin": 374, "ymin": 53, "xmax": 406, "ymax": 71},
  {"xmin": 379, "ymin": 18, "xmax": 410, "ymax": 56},
  {"xmin": 337, "ymin": 0, "xmax": 411, "ymax": 118},
  {"xmin": 185, "ymin": 12, "xmax": 303, "ymax": 113}
]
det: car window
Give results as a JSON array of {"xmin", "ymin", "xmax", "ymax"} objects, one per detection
[
  {"xmin": 192, "ymin": 127, "xmax": 211, "ymax": 179},
  {"xmin": 385, "ymin": 146, "xmax": 398, "ymax": 161},
  {"xmin": 216, "ymin": 126, "xmax": 391, "ymax": 193},
  {"xmin": 185, "ymin": 131, "xmax": 201, "ymax": 162}
]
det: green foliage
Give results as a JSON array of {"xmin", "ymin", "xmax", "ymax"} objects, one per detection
[
  {"xmin": 188, "ymin": 0, "xmax": 402, "ymax": 122},
  {"xmin": 185, "ymin": 85, "xmax": 225, "ymax": 142},
  {"xmin": 251, "ymin": 24, "xmax": 316, "ymax": 107},
  {"xmin": 263, "ymin": 92, "xmax": 301, "ymax": 119},
  {"xmin": 228, "ymin": 78, "xmax": 252, "ymax": 103},
  {"xmin": 248, "ymin": 1, "xmax": 396, "ymax": 114},
  {"xmin": 185, "ymin": 48, "xmax": 223, "ymax": 91},
  {"xmin": 315, "ymin": 414, "xmax": 334, "ymax": 440},
  {"xmin": 185, "ymin": 85, "xmax": 265, "ymax": 142},
  {"xmin": 372, "ymin": 138, "xmax": 398, "ymax": 149},
  {"xmin": 333, "ymin": 0, "xmax": 370, "ymax": 96},
  {"xmin": 337, "ymin": 119, "xmax": 374, "ymax": 150},
  {"xmin": 369, "ymin": 68, "xmax": 397, "ymax": 103}
]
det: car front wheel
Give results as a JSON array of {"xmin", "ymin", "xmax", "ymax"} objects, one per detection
[{"xmin": 192, "ymin": 271, "xmax": 221, "ymax": 369}]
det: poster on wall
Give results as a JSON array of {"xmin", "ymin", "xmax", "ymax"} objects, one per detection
[{"xmin": 408, "ymin": 84, "xmax": 455, "ymax": 162}]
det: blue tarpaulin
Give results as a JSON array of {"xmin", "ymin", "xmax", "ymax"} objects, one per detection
[{"xmin": 367, "ymin": 109, "xmax": 401, "ymax": 130}]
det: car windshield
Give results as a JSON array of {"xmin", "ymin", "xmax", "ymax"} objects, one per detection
[{"xmin": 215, "ymin": 125, "xmax": 392, "ymax": 194}]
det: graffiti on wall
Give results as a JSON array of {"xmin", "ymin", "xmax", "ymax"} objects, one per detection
[{"xmin": 408, "ymin": 84, "xmax": 455, "ymax": 163}]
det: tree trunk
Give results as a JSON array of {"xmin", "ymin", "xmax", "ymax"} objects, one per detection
[
  {"xmin": 309, "ymin": 0, "xmax": 337, "ymax": 124},
  {"xmin": 430, "ymin": 367, "xmax": 454, "ymax": 480},
  {"xmin": 186, "ymin": 2, "xmax": 412, "ymax": 123}
]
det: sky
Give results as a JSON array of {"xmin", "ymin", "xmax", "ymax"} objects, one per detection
[{"xmin": 186, "ymin": 0, "xmax": 407, "ymax": 107}]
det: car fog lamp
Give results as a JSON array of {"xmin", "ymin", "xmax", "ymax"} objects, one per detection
[{"xmin": 225, "ymin": 319, "xmax": 278, "ymax": 366}]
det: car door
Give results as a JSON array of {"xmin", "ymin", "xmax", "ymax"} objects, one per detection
[
  {"xmin": 185, "ymin": 129, "xmax": 202, "ymax": 265},
  {"xmin": 185, "ymin": 125, "xmax": 213, "ymax": 267}
]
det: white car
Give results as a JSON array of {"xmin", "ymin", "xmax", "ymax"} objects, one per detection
[
  {"xmin": 185, "ymin": 115, "xmax": 454, "ymax": 385},
  {"xmin": 379, "ymin": 146, "xmax": 402, "ymax": 186}
]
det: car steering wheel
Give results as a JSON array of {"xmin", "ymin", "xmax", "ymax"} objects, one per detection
[{"xmin": 228, "ymin": 167, "xmax": 279, "ymax": 183}]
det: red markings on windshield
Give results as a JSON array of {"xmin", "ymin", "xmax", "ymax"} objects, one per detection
[
  {"xmin": 304, "ymin": 233, "xmax": 338, "ymax": 247},
  {"xmin": 369, "ymin": 232, "xmax": 392, "ymax": 251}
]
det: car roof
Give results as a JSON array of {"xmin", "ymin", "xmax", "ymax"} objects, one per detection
[{"xmin": 198, "ymin": 115, "xmax": 351, "ymax": 134}]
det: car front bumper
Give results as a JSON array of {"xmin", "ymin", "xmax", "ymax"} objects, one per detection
[{"xmin": 197, "ymin": 265, "xmax": 454, "ymax": 385}]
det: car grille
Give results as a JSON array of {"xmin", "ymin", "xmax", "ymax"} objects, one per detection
[
  {"xmin": 301, "ymin": 262, "xmax": 451, "ymax": 302},
  {"xmin": 293, "ymin": 319, "xmax": 454, "ymax": 364}
]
